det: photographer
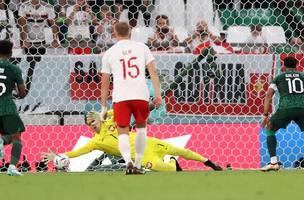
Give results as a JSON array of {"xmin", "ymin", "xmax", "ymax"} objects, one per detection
[
  {"xmin": 19, "ymin": 0, "xmax": 59, "ymax": 55},
  {"xmin": 147, "ymin": 15, "xmax": 179, "ymax": 51},
  {"xmin": 183, "ymin": 20, "xmax": 221, "ymax": 53},
  {"xmin": 66, "ymin": 0, "xmax": 99, "ymax": 48}
]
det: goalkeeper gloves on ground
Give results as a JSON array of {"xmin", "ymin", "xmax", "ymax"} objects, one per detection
[{"xmin": 41, "ymin": 149, "xmax": 70, "ymax": 170}]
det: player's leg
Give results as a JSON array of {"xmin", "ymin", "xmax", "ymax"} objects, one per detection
[
  {"xmin": 131, "ymin": 100, "xmax": 150, "ymax": 173},
  {"xmin": 7, "ymin": 133, "xmax": 23, "ymax": 176},
  {"xmin": 262, "ymin": 110, "xmax": 290, "ymax": 171},
  {"xmin": 114, "ymin": 101, "xmax": 134, "ymax": 174},
  {"xmin": 0, "ymin": 116, "xmax": 5, "ymax": 159},
  {"xmin": 144, "ymin": 156, "xmax": 177, "ymax": 172},
  {"xmin": 2, "ymin": 115, "xmax": 25, "ymax": 176},
  {"xmin": 161, "ymin": 142, "xmax": 222, "ymax": 170}
]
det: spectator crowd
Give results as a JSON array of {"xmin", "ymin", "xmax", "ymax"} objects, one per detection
[{"xmin": 0, "ymin": 0, "xmax": 302, "ymax": 55}]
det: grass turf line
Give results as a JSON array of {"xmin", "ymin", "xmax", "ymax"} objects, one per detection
[{"xmin": 0, "ymin": 170, "xmax": 303, "ymax": 200}]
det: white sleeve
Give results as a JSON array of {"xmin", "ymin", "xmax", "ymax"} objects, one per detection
[
  {"xmin": 144, "ymin": 45, "xmax": 155, "ymax": 66},
  {"xmin": 269, "ymin": 83, "xmax": 277, "ymax": 91},
  {"xmin": 18, "ymin": 3, "xmax": 25, "ymax": 17},
  {"xmin": 66, "ymin": 6, "xmax": 73, "ymax": 18},
  {"xmin": 101, "ymin": 53, "xmax": 111, "ymax": 74},
  {"xmin": 8, "ymin": 10, "xmax": 16, "ymax": 28},
  {"xmin": 48, "ymin": 6, "xmax": 56, "ymax": 19}
]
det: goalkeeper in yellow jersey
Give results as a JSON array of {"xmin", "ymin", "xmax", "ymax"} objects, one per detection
[{"xmin": 42, "ymin": 110, "xmax": 222, "ymax": 171}]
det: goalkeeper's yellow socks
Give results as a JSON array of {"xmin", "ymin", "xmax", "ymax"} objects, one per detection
[{"xmin": 10, "ymin": 140, "xmax": 22, "ymax": 165}]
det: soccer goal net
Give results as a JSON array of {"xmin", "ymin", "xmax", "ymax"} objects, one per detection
[{"xmin": 0, "ymin": 0, "xmax": 303, "ymax": 172}]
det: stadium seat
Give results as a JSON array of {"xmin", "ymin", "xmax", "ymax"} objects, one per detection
[
  {"xmin": 261, "ymin": 26, "xmax": 286, "ymax": 44},
  {"xmin": 174, "ymin": 26, "xmax": 188, "ymax": 42},
  {"xmin": 291, "ymin": 8, "xmax": 304, "ymax": 23},
  {"xmin": 119, "ymin": 9, "xmax": 146, "ymax": 27},
  {"xmin": 218, "ymin": 9, "xmax": 237, "ymax": 30},
  {"xmin": 227, "ymin": 25, "xmax": 286, "ymax": 44},
  {"xmin": 235, "ymin": 9, "xmax": 277, "ymax": 26},
  {"xmin": 226, "ymin": 26, "xmax": 251, "ymax": 43},
  {"xmin": 153, "ymin": 0, "xmax": 185, "ymax": 27},
  {"xmin": 131, "ymin": 26, "xmax": 154, "ymax": 43},
  {"xmin": 186, "ymin": 0, "xmax": 215, "ymax": 31}
]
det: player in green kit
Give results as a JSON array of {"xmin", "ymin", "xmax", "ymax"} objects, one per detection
[
  {"xmin": 0, "ymin": 40, "xmax": 27, "ymax": 176},
  {"xmin": 261, "ymin": 57, "xmax": 304, "ymax": 171}
]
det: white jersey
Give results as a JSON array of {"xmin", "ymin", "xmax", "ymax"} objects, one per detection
[
  {"xmin": 66, "ymin": 6, "xmax": 92, "ymax": 39},
  {"xmin": 0, "ymin": 9, "xmax": 16, "ymax": 40},
  {"xmin": 19, "ymin": 1, "xmax": 55, "ymax": 43},
  {"xmin": 101, "ymin": 40, "xmax": 155, "ymax": 103}
]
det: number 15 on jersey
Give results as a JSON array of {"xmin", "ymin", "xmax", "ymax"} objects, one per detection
[{"xmin": 120, "ymin": 57, "xmax": 140, "ymax": 80}]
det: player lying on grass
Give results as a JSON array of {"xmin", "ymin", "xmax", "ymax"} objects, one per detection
[
  {"xmin": 261, "ymin": 57, "xmax": 303, "ymax": 172},
  {"xmin": 42, "ymin": 110, "xmax": 222, "ymax": 171}
]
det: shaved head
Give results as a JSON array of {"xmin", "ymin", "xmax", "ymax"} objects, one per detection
[{"xmin": 114, "ymin": 22, "xmax": 131, "ymax": 38}]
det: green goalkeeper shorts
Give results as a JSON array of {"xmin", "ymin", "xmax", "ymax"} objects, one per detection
[
  {"xmin": 270, "ymin": 108, "xmax": 304, "ymax": 131},
  {"xmin": 0, "ymin": 114, "xmax": 25, "ymax": 135}
]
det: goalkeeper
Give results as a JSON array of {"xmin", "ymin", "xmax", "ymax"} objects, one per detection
[{"xmin": 43, "ymin": 110, "xmax": 222, "ymax": 171}]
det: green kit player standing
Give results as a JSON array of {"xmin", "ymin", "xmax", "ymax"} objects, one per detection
[
  {"xmin": 261, "ymin": 56, "xmax": 303, "ymax": 172},
  {"xmin": 0, "ymin": 40, "xmax": 27, "ymax": 176}
]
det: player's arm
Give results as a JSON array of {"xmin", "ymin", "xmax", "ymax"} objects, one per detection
[
  {"xmin": 48, "ymin": 19, "xmax": 59, "ymax": 47},
  {"xmin": 261, "ymin": 86, "xmax": 276, "ymax": 128},
  {"xmin": 100, "ymin": 52, "xmax": 111, "ymax": 119},
  {"xmin": 101, "ymin": 73, "xmax": 111, "ymax": 110},
  {"xmin": 42, "ymin": 140, "xmax": 96, "ymax": 163},
  {"xmin": 16, "ymin": 84, "xmax": 27, "ymax": 99},
  {"xmin": 64, "ymin": 140, "xmax": 95, "ymax": 158},
  {"xmin": 147, "ymin": 61, "xmax": 162, "ymax": 108},
  {"xmin": 145, "ymin": 45, "xmax": 162, "ymax": 108},
  {"xmin": 18, "ymin": 4, "xmax": 28, "ymax": 47}
]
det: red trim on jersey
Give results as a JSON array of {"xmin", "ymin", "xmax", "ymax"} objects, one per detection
[{"xmin": 193, "ymin": 41, "xmax": 234, "ymax": 54}]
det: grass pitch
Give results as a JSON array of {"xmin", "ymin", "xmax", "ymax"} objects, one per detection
[{"xmin": 1, "ymin": 170, "xmax": 303, "ymax": 200}]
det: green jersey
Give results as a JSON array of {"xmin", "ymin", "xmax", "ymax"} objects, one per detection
[
  {"xmin": 271, "ymin": 70, "xmax": 304, "ymax": 109},
  {"xmin": 0, "ymin": 60, "xmax": 24, "ymax": 116}
]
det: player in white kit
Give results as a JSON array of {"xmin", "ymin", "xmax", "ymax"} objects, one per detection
[{"xmin": 99, "ymin": 22, "xmax": 162, "ymax": 174}]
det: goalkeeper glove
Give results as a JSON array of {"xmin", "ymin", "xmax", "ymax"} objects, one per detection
[{"xmin": 41, "ymin": 148, "xmax": 57, "ymax": 164}]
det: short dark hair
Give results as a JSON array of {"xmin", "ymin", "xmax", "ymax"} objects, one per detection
[
  {"xmin": 100, "ymin": 5, "xmax": 110, "ymax": 12},
  {"xmin": 0, "ymin": 40, "xmax": 13, "ymax": 55},
  {"xmin": 284, "ymin": 56, "xmax": 298, "ymax": 68},
  {"xmin": 155, "ymin": 15, "xmax": 169, "ymax": 25}
]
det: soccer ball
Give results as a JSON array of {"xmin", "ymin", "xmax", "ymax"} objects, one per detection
[{"xmin": 54, "ymin": 154, "xmax": 70, "ymax": 170}]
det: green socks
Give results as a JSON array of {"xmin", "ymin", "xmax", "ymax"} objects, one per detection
[
  {"xmin": 10, "ymin": 140, "xmax": 22, "ymax": 166},
  {"xmin": 266, "ymin": 135, "xmax": 277, "ymax": 158},
  {"xmin": 1, "ymin": 135, "xmax": 10, "ymax": 145}
]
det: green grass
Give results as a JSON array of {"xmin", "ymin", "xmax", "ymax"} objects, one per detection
[{"xmin": 1, "ymin": 170, "xmax": 303, "ymax": 200}]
